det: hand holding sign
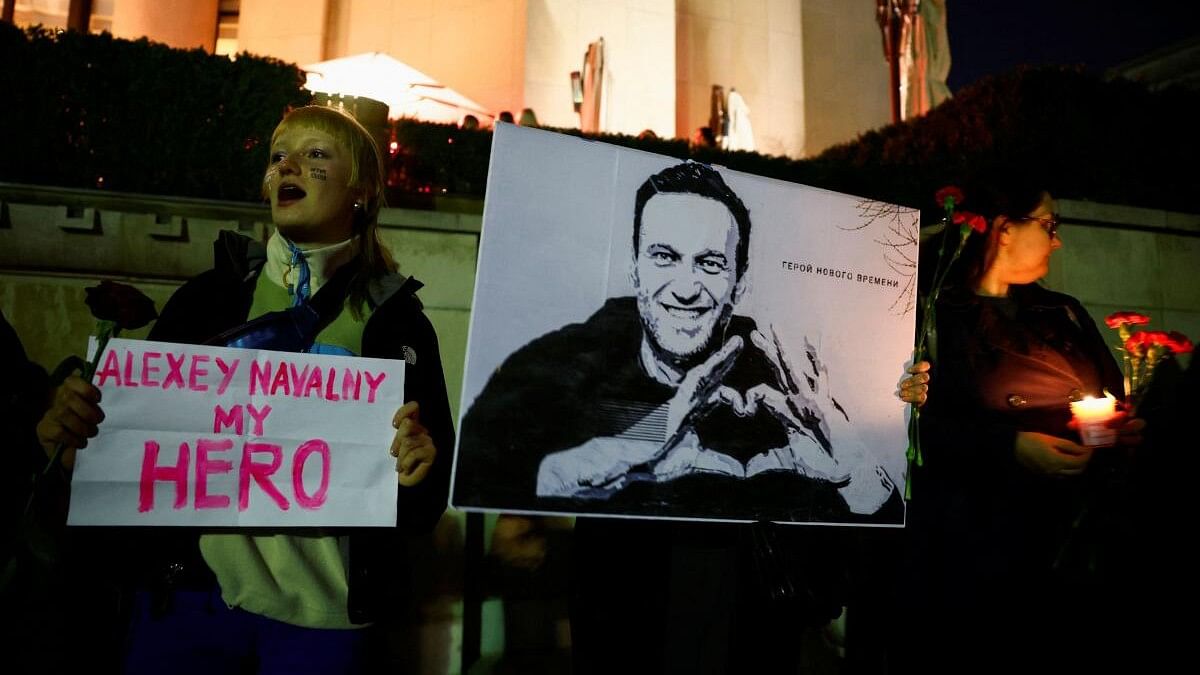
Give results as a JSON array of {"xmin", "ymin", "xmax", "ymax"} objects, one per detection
[{"xmin": 392, "ymin": 401, "xmax": 437, "ymax": 486}]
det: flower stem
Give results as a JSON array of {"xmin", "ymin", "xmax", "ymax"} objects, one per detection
[
  {"xmin": 41, "ymin": 321, "xmax": 117, "ymax": 479},
  {"xmin": 905, "ymin": 219, "xmax": 969, "ymax": 501}
]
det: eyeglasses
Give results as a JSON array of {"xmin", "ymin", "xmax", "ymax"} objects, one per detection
[{"xmin": 1024, "ymin": 214, "xmax": 1060, "ymax": 239}]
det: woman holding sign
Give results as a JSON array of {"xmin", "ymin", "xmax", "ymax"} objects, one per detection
[
  {"xmin": 37, "ymin": 105, "xmax": 453, "ymax": 673},
  {"xmin": 895, "ymin": 173, "xmax": 1143, "ymax": 670}
]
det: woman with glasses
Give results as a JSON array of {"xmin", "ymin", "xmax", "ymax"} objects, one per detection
[{"xmin": 893, "ymin": 172, "xmax": 1142, "ymax": 669}]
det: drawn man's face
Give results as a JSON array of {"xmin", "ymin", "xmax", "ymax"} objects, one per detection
[{"xmin": 634, "ymin": 194, "xmax": 743, "ymax": 362}]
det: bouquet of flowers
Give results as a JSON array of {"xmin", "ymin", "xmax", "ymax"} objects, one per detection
[
  {"xmin": 905, "ymin": 186, "xmax": 987, "ymax": 500},
  {"xmin": 1104, "ymin": 311, "xmax": 1193, "ymax": 412}
]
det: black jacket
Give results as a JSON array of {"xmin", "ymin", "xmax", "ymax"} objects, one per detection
[
  {"xmin": 908, "ymin": 283, "xmax": 1123, "ymax": 606},
  {"xmin": 121, "ymin": 231, "xmax": 454, "ymax": 623}
]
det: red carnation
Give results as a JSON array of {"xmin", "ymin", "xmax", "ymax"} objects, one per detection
[
  {"xmin": 952, "ymin": 210, "xmax": 987, "ymax": 234},
  {"xmin": 1163, "ymin": 331, "xmax": 1194, "ymax": 354},
  {"xmin": 1124, "ymin": 331, "xmax": 1157, "ymax": 356},
  {"xmin": 84, "ymin": 281, "xmax": 158, "ymax": 330},
  {"xmin": 935, "ymin": 186, "xmax": 965, "ymax": 210},
  {"xmin": 1146, "ymin": 331, "xmax": 1173, "ymax": 347},
  {"xmin": 1104, "ymin": 311, "xmax": 1151, "ymax": 329}
]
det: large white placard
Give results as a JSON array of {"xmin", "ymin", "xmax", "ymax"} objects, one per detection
[
  {"xmin": 68, "ymin": 338, "xmax": 405, "ymax": 527},
  {"xmin": 451, "ymin": 124, "xmax": 918, "ymax": 525}
]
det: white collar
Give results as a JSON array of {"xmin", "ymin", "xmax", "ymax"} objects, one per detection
[{"xmin": 263, "ymin": 230, "xmax": 359, "ymax": 296}]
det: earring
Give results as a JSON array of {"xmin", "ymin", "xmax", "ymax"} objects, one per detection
[{"xmin": 353, "ymin": 201, "xmax": 365, "ymax": 212}]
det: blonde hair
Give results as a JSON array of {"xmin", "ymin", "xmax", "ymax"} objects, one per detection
[{"xmin": 267, "ymin": 105, "xmax": 397, "ymax": 317}]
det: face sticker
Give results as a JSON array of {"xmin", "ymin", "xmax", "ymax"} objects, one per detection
[{"xmin": 309, "ymin": 167, "xmax": 327, "ymax": 181}]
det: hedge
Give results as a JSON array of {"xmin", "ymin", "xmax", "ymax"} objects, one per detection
[
  {"xmin": 388, "ymin": 66, "xmax": 1200, "ymax": 219},
  {"xmin": 815, "ymin": 65, "xmax": 1200, "ymax": 216},
  {"xmin": 0, "ymin": 24, "xmax": 308, "ymax": 201}
]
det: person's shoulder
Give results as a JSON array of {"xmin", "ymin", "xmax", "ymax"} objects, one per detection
[
  {"xmin": 515, "ymin": 296, "xmax": 639, "ymax": 354},
  {"xmin": 368, "ymin": 274, "xmax": 427, "ymax": 323},
  {"xmin": 473, "ymin": 297, "xmax": 640, "ymax": 391},
  {"xmin": 169, "ymin": 229, "xmax": 264, "ymax": 299},
  {"xmin": 212, "ymin": 230, "xmax": 266, "ymax": 282},
  {"xmin": 362, "ymin": 274, "xmax": 436, "ymax": 358}
]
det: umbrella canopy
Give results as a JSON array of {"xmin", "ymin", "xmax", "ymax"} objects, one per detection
[{"xmin": 303, "ymin": 52, "xmax": 492, "ymax": 124}]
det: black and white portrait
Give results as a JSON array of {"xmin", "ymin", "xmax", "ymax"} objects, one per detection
[{"xmin": 450, "ymin": 125, "xmax": 918, "ymax": 525}]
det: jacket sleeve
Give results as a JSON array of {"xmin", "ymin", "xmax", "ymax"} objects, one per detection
[
  {"xmin": 364, "ymin": 298, "xmax": 454, "ymax": 534},
  {"xmin": 918, "ymin": 306, "xmax": 1021, "ymax": 474}
]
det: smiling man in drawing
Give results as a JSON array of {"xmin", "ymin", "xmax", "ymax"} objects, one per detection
[{"xmin": 454, "ymin": 162, "xmax": 897, "ymax": 521}]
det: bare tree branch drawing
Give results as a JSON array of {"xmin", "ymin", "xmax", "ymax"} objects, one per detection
[{"xmin": 839, "ymin": 200, "xmax": 918, "ymax": 316}]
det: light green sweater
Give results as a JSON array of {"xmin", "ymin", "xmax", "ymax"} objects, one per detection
[{"xmin": 200, "ymin": 234, "xmax": 372, "ymax": 629}]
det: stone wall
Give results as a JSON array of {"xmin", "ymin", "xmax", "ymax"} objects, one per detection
[
  {"xmin": 1050, "ymin": 198, "xmax": 1200, "ymax": 370},
  {"xmin": 0, "ymin": 183, "xmax": 479, "ymax": 420}
]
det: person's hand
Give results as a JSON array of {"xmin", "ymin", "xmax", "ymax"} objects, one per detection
[
  {"xmin": 661, "ymin": 337, "xmax": 744, "ymax": 452},
  {"xmin": 535, "ymin": 437, "xmax": 660, "ymax": 497},
  {"xmin": 36, "ymin": 375, "xmax": 104, "ymax": 471},
  {"xmin": 1096, "ymin": 408, "xmax": 1145, "ymax": 447},
  {"xmin": 1112, "ymin": 412, "xmax": 1146, "ymax": 447},
  {"xmin": 898, "ymin": 361, "xmax": 931, "ymax": 406},
  {"xmin": 1065, "ymin": 408, "xmax": 1146, "ymax": 447},
  {"xmin": 746, "ymin": 328, "xmax": 843, "ymax": 453},
  {"xmin": 391, "ymin": 401, "xmax": 436, "ymax": 486},
  {"xmin": 651, "ymin": 431, "xmax": 747, "ymax": 481},
  {"xmin": 490, "ymin": 515, "xmax": 547, "ymax": 571},
  {"xmin": 1014, "ymin": 431, "xmax": 1093, "ymax": 476},
  {"xmin": 739, "ymin": 385, "xmax": 848, "ymax": 482},
  {"xmin": 743, "ymin": 329, "xmax": 894, "ymax": 513}
]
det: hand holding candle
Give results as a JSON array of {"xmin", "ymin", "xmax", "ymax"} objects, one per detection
[{"xmin": 1070, "ymin": 394, "xmax": 1118, "ymax": 447}]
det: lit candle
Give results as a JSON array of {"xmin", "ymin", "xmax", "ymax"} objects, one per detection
[{"xmin": 1070, "ymin": 393, "xmax": 1118, "ymax": 446}]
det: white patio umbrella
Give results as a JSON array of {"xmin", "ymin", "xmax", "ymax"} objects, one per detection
[{"xmin": 303, "ymin": 52, "xmax": 492, "ymax": 124}]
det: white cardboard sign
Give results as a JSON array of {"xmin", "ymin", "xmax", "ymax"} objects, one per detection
[
  {"xmin": 68, "ymin": 338, "xmax": 404, "ymax": 527},
  {"xmin": 451, "ymin": 124, "xmax": 918, "ymax": 525}
]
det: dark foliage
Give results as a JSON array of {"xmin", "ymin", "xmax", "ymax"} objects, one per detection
[
  {"xmin": 0, "ymin": 24, "xmax": 308, "ymax": 201},
  {"xmin": 817, "ymin": 65, "xmax": 1200, "ymax": 218},
  {"xmin": 386, "ymin": 67, "xmax": 1198, "ymax": 220}
]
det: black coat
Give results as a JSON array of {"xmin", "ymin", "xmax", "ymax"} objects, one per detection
[{"xmin": 898, "ymin": 282, "xmax": 1126, "ymax": 663}]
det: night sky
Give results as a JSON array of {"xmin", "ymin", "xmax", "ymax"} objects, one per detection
[{"xmin": 946, "ymin": 0, "xmax": 1198, "ymax": 91}]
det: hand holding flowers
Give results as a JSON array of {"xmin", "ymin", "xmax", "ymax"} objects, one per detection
[
  {"xmin": 35, "ymin": 281, "xmax": 158, "ymax": 475},
  {"xmin": 904, "ymin": 186, "xmax": 987, "ymax": 499}
]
